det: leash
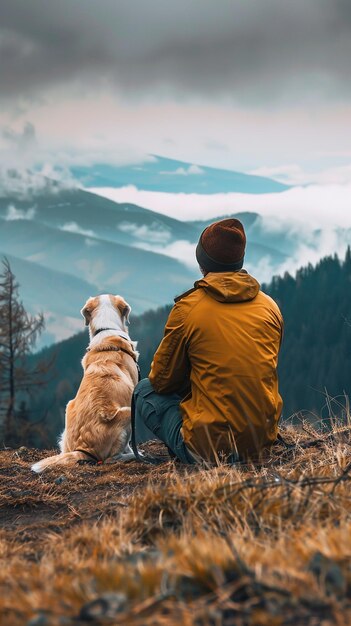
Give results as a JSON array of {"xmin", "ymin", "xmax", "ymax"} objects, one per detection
[
  {"xmin": 131, "ymin": 393, "xmax": 168, "ymax": 465},
  {"xmin": 130, "ymin": 367, "xmax": 168, "ymax": 465},
  {"xmin": 75, "ymin": 449, "xmax": 103, "ymax": 465}
]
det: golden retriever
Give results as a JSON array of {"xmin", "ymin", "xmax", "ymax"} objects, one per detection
[{"xmin": 32, "ymin": 294, "xmax": 139, "ymax": 472}]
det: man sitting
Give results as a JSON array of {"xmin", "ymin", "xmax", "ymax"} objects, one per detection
[{"xmin": 133, "ymin": 218, "xmax": 283, "ymax": 464}]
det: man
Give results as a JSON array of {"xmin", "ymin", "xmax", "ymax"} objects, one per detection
[{"xmin": 133, "ymin": 218, "xmax": 283, "ymax": 464}]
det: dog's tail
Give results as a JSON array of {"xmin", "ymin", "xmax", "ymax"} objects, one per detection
[{"xmin": 31, "ymin": 450, "xmax": 89, "ymax": 473}]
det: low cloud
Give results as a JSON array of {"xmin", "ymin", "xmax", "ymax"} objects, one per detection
[
  {"xmin": 118, "ymin": 221, "xmax": 172, "ymax": 244},
  {"xmin": 0, "ymin": 165, "xmax": 77, "ymax": 200},
  {"xmin": 92, "ymin": 183, "xmax": 351, "ymax": 284},
  {"xmin": 84, "ymin": 237, "xmax": 99, "ymax": 247},
  {"xmin": 250, "ymin": 163, "xmax": 351, "ymax": 186},
  {"xmin": 5, "ymin": 204, "xmax": 36, "ymax": 220},
  {"xmin": 91, "ymin": 183, "xmax": 351, "ymax": 228},
  {"xmin": 61, "ymin": 222, "xmax": 95, "ymax": 238},
  {"xmin": 160, "ymin": 164, "xmax": 204, "ymax": 176},
  {"xmin": 135, "ymin": 240, "xmax": 197, "ymax": 270},
  {"xmin": 2, "ymin": 121, "xmax": 36, "ymax": 151},
  {"xmin": 246, "ymin": 228, "xmax": 351, "ymax": 285}
]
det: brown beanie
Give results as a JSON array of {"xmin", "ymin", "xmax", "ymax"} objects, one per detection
[{"xmin": 196, "ymin": 218, "xmax": 246, "ymax": 272}]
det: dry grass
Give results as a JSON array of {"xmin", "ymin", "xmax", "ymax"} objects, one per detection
[{"xmin": 1, "ymin": 426, "xmax": 351, "ymax": 625}]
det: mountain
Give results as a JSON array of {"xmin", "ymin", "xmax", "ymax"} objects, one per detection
[
  {"xmin": 27, "ymin": 250, "xmax": 351, "ymax": 447},
  {"xmin": 0, "ymin": 187, "xmax": 199, "ymax": 246},
  {"xmin": 0, "ymin": 216, "xmax": 196, "ymax": 314},
  {"xmin": 0, "ymin": 184, "xmax": 290, "ymax": 345},
  {"xmin": 72, "ymin": 155, "xmax": 290, "ymax": 194}
]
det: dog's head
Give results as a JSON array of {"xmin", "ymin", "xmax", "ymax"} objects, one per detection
[{"xmin": 81, "ymin": 294, "xmax": 131, "ymax": 334}]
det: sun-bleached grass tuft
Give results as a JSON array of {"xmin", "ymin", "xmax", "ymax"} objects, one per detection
[{"xmin": 1, "ymin": 425, "xmax": 351, "ymax": 625}]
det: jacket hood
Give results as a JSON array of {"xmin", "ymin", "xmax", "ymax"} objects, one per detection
[{"xmin": 195, "ymin": 271, "xmax": 260, "ymax": 303}]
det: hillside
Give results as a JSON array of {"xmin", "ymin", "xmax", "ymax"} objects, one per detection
[
  {"xmin": 1, "ymin": 424, "xmax": 351, "ymax": 625},
  {"xmin": 0, "ymin": 217, "xmax": 195, "ymax": 311},
  {"xmin": 26, "ymin": 251, "xmax": 351, "ymax": 448}
]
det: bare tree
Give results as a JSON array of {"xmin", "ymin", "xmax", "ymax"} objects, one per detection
[{"xmin": 0, "ymin": 258, "xmax": 46, "ymax": 444}]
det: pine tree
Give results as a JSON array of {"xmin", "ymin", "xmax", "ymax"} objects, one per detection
[{"xmin": 0, "ymin": 258, "xmax": 46, "ymax": 444}]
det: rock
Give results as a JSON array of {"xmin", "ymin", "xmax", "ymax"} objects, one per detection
[
  {"xmin": 79, "ymin": 592, "xmax": 127, "ymax": 621},
  {"xmin": 26, "ymin": 614, "xmax": 49, "ymax": 626},
  {"xmin": 54, "ymin": 475, "xmax": 67, "ymax": 485}
]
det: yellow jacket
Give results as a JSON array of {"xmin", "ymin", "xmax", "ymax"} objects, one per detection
[{"xmin": 149, "ymin": 271, "xmax": 283, "ymax": 462}]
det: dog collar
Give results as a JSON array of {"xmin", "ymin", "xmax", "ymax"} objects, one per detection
[{"xmin": 93, "ymin": 328, "xmax": 131, "ymax": 341}]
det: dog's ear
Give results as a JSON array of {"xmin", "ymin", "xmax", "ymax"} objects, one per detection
[
  {"xmin": 114, "ymin": 296, "xmax": 131, "ymax": 327},
  {"xmin": 81, "ymin": 301, "xmax": 92, "ymax": 326},
  {"xmin": 121, "ymin": 303, "xmax": 131, "ymax": 326}
]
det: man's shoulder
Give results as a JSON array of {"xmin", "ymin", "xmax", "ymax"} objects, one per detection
[
  {"xmin": 174, "ymin": 286, "xmax": 199, "ymax": 303},
  {"xmin": 257, "ymin": 290, "xmax": 283, "ymax": 321},
  {"xmin": 169, "ymin": 286, "xmax": 205, "ymax": 322}
]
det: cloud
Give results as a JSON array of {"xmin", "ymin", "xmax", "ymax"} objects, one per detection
[
  {"xmin": 1, "ymin": 0, "xmax": 351, "ymax": 106},
  {"xmin": 160, "ymin": 164, "xmax": 204, "ymax": 176},
  {"xmin": 91, "ymin": 182, "xmax": 351, "ymax": 284},
  {"xmin": 89, "ymin": 183, "xmax": 351, "ymax": 227},
  {"xmin": 246, "ymin": 228, "xmax": 351, "ymax": 286},
  {"xmin": 84, "ymin": 237, "xmax": 99, "ymax": 247},
  {"xmin": 5, "ymin": 204, "xmax": 36, "ymax": 220},
  {"xmin": 61, "ymin": 222, "xmax": 95, "ymax": 238},
  {"xmin": 135, "ymin": 240, "xmax": 197, "ymax": 270},
  {"xmin": 250, "ymin": 163, "xmax": 351, "ymax": 186},
  {"xmin": 2, "ymin": 121, "xmax": 36, "ymax": 151},
  {"xmin": 0, "ymin": 165, "xmax": 77, "ymax": 200},
  {"xmin": 118, "ymin": 221, "xmax": 172, "ymax": 244}
]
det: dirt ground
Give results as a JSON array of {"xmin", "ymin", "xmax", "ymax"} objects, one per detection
[
  {"xmin": 1, "ymin": 430, "xmax": 351, "ymax": 626},
  {"xmin": 0, "ymin": 443, "xmax": 175, "ymax": 559}
]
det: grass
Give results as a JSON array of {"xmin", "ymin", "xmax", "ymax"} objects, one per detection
[{"xmin": 1, "ymin": 425, "xmax": 351, "ymax": 625}]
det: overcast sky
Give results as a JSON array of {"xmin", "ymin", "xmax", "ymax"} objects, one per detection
[{"xmin": 1, "ymin": 0, "xmax": 351, "ymax": 179}]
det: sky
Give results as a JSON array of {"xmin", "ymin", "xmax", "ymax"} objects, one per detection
[{"xmin": 1, "ymin": 0, "xmax": 351, "ymax": 182}]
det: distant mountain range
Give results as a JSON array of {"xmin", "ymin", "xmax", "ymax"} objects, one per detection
[
  {"xmin": 0, "ymin": 159, "xmax": 292, "ymax": 345},
  {"xmin": 1, "ymin": 157, "xmax": 348, "ymax": 347},
  {"xmin": 72, "ymin": 155, "xmax": 290, "ymax": 194}
]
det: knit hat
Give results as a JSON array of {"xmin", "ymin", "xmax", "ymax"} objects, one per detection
[{"xmin": 196, "ymin": 218, "xmax": 246, "ymax": 272}]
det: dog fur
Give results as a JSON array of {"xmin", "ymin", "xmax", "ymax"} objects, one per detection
[{"xmin": 32, "ymin": 294, "xmax": 139, "ymax": 473}]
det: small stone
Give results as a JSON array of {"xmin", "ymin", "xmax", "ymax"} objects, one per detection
[
  {"xmin": 54, "ymin": 475, "xmax": 67, "ymax": 485},
  {"xmin": 79, "ymin": 592, "xmax": 127, "ymax": 620},
  {"xmin": 26, "ymin": 614, "xmax": 49, "ymax": 626}
]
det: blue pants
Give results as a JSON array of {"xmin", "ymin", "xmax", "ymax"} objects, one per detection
[{"xmin": 133, "ymin": 378, "xmax": 195, "ymax": 464}]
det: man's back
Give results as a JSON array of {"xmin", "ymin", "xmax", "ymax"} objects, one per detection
[{"xmin": 149, "ymin": 271, "xmax": 283, "ymax": 462}]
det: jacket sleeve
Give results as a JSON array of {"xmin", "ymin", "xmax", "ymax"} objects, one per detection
[{"xmin": 149, "ymin": 302, "xmax": 191, "ymax": 394}]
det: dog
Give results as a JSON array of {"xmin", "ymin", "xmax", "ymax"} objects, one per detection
[{"xmin": 32, "ymin": 294, "xmax": 139, "ymax": 473}]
